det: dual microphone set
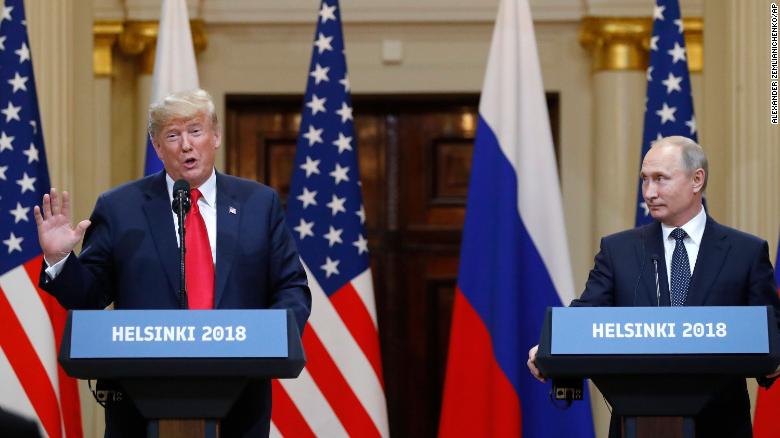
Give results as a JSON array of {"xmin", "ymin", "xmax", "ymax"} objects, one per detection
[{"xmin": 172, "ymin": 179, "xmax": 191, "ymax": 309}]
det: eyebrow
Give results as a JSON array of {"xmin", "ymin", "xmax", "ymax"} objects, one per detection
[{"xmin": 163, "ymin": 121, "xmax": 202, "ymax": 133}]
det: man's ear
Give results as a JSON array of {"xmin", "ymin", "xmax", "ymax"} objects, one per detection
[
  {"xmin": 692, "ymin": 168, "xmax": 705, "ymax": 193},
  {"xmin": 213, "ymin": 128, "xmax": 222, "ymax": 150}
]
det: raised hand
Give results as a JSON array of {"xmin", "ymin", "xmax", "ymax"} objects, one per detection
[{"xmin": 33, "ymin": 188, "xmax": 91, "ymax": 265}]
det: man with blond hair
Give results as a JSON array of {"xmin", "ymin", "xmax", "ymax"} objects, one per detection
[
  {"xmin": 35, "ymin": 89, "xmax": 311, "ymax": 437},
  {"xmin": 528, "ymin": 136, "xmax": 780, "ymax": 437}
]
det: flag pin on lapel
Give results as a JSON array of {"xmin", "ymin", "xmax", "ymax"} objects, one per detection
[{"xmin": 229, "ymin": 206, "xmax": 237, "ymax": 214}]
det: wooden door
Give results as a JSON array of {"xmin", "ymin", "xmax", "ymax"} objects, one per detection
[{"xmin": 225, "ymin": 93, "xmax": 557, "ymax": 437}]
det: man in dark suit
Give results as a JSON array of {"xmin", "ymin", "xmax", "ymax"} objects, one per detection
[
  {"xmin": 34, "ymin": 89, "xmax": 311, "ymax": 437},
  {"xmin": 527, "ymin": 136, "xmax": 780, "ymax": 437}
]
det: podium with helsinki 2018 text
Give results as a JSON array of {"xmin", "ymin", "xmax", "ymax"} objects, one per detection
[
  {"xmin": 536, "ymin": 306, "xmax": 780, "ymax": 438},
  {"xmin": 58, "ymin": 308, "xmax": 305, "ymax": 438}
]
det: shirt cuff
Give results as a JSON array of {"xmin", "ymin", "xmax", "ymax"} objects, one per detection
[{"xmin": 44, "ymin": 254, "xmax": 69, "ymax": 280}]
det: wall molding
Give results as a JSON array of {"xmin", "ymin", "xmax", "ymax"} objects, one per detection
[
  {"xmin": 579, "ymin": 16, "xmax": 702, "ymax": 72},
  {"xmin": 92, "ymin": 19, "xmax": 207, "ymax": 76}
]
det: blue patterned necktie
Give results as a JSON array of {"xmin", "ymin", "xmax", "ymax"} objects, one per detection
[{"xmin": 670, "ymin": 228, "xmax": 690, "ymax": 306}]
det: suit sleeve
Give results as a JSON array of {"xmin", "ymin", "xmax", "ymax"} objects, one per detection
[
  {"xmin": 39, "ymin": 195, "xmax": 115, "ymax": 310},
  {"xmin": 266, "ymin": 191, "xmax": 312, "ymax": 334},
  {"xmin": 746, "ymin": 240, "xmax": 780, "ymax": 315},
  {"xmin": 748, "ymin": 240, "xmax": 780, "ymax": 388},
  {"xmin": 570, "ymin": 237, "xmax": 616, "ymax": 307}
]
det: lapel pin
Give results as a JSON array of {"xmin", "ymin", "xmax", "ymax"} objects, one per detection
[{"xmin": 229, "ymin": 206, "xmax": 237, "ymax": 215}]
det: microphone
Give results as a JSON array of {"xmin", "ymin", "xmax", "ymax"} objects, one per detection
[
  {"xmin": 651, "ymin": 254, "xmax": 661, "ymax": 306},
  {"xmin": 632, "ymin": 237, "xmax": 648, "ymax": 306},
  {"xmin": 172, "ymin": 179, "xmax": 191, "ymax": 216},
  {"xmin": 172, "ymin": 179, "xmax": 190, "ymax": 309}
]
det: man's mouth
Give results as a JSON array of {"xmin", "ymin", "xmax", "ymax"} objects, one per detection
[{"xmin": 183, "ymin": 157, "xmax": 197, "ymax": 169}]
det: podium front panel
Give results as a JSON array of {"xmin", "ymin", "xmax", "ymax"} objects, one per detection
[{"xmin": 70, "ymin": 309, "xmax": 288, "ymax": 358}]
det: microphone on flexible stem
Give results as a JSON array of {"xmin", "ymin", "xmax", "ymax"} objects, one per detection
[
  {"xmin": 651, "ymin": 254, "xmax": 661, "ymax": 306},
  {"xmin": 632, "ymin": 237, "xmax": 648, "ymax": 306},
  {"xmin": 172, "ymin": 179, "xmax": 191, "ymax": 309}
]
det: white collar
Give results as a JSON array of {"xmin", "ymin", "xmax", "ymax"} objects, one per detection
[
  {"xmin": 165, "ymin": 169, "xmax": 217, "ymax": 207},
  {"xmin": 661, "ymin": 205, "xmax": 706, "ymax": 244}
]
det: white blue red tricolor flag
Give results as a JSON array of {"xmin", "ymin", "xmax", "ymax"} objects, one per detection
[
  {"xmin": 439, "ymin": 0, "xmax": 594, "ymax": 436},
  {"xmin": 273, "ymin": 1, "xmax": 389, "ymax": 436},
  {"xmin": 0, "ymin": 0, "xmax": 83, "ymax": 436},
  {"xmin": 635, "ymin": 0, "xmax": 697, "ymax": 226},
  {"xmin": 754, "ymin": 235, "xmax": 780, "ymax": 436},
  {"xmin": 144, "ymin": 0, "xmax": 199, "ymax": 175}
]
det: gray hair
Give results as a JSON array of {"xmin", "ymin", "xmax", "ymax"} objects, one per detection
[
  {"xmin": 651, "ymin": 135, "xmax": 708, "ymax": 192},
  {"xmin": 147, "ymin": 89, "xmax": 218, "ymax": 142}
]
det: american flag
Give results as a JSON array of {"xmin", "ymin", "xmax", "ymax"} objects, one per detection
[
  {"xmin": 635, "ymin": 0, "xmax": 697, "ymax": 226},
  {"xmin": 271, "ymin": 1, "xmax": 389, "ymax": 436},
  {"xmin": 0, "ymin": 0, "xmax": 83, "ymax": 437}
]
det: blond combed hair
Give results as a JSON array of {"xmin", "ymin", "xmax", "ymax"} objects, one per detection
[{"xmin": 147, "ymin": 89, "xmax": 218, "ymax": 142}]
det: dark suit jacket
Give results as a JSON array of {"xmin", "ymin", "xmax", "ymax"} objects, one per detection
[
  {"xmin": 571, "ymin": 216, "xmax": 780, "ymax": 438},
  {"xmin": 0, "ymin": 408, "xmax": 42, "ymax": 438},
  {"xmin": 40, "ymin": 171, "xmax": 311, "ymax": 437}
]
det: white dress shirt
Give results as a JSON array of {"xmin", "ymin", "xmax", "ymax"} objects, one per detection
[{"xmin": 660, "ymin": 205, "xmax": 706, "ymax": 280}]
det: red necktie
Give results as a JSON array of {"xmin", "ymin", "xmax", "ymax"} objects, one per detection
[{"xmin": 185, "ymin": 189, "xmax": 214, "ymax": 309}]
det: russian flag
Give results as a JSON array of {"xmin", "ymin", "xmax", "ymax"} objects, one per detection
[
  {"xmin": 144, "ymin": 0, "xmax": 200, "ymax": 175},
  {"xmin": 753, "ymin": 235, "xmax": 780, "ymax": 437},
  {"xmin": 438, "ymin": 0, "xmax": 594, "ymax": 436}
]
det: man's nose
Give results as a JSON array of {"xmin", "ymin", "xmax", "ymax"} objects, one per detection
[
  {"xmin": 644, "ymin": 182, "xmax": 657, "ymax": 199},
  {"xmin": 181, "ymin": 134, "xmax": 193, "ymax": 151}
]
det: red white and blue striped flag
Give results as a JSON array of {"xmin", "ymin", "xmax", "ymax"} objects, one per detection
[
  {"xmin": 272, "ymin": 1, "xmax": 389, "ymax": 436},
  {"xmin": 438, "ymin": 0, "xmax": 594, "ymax": 436},
  {"xmin": 635, "ymin": 0, "xmax": 697, "ymax": 226},
  {"xmin": 0, "ymin": 0, "xmax": 83, "ymax": 436},
  {"xmin": 754, "ymin": 235, "xmax": 780, "ymax": 436}
]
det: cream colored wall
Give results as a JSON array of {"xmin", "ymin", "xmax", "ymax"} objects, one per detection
[
  {"xmin": 703, "ymin": 0, "xmax": 780, "ymax": 253},
  {"xmin": 23, "ymin": 0, "xmax": 104, "ymax": 435},
  {"xmin": 136, "ymin": 17, "xmax": 597, "ymax": 290},
  {"xmin": 198, "ymin": 22, "xmax": 503, "ymax": 170},
  {"xmin": 702, "ymin": 0, "xmax": 780, "ymax": 420}
]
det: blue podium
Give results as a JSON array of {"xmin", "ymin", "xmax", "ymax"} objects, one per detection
[
  {"xmin": 536, "ymin": 306, "xmax": 780, "ymax": 438},
  {"xmin": 59, "ymin": 309, "xmax": 305, "ymax": 438}
]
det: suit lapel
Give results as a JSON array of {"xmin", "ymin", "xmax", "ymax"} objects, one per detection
[
  {"xmin": 685, "ymin": 217, "xmax": 730, "ymax": 305},
  {"xmin": 142, "ymin": 172, "xmax": 181, "ymax": 299},
  {"xmin": 641, "ymin": 222, "xmax": 671, "ymax": 306},
  {"xmin": 214, "ymin": 173, "xmax": 240, "ymax": 308}
]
